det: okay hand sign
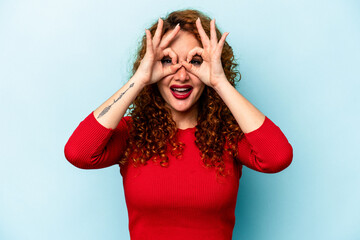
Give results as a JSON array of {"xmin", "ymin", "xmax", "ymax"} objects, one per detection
[
  {"xmin": 181, "ymin": 18, "xmax": 229, "ymax": 88},
  {"xmin": 134, "ymin": 18, "xmax": 182, "ymax": 86}
]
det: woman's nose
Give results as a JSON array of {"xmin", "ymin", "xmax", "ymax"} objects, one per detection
[{"xmin": 174, "ymin": 66, "xmax": 189, "ymax": 81}]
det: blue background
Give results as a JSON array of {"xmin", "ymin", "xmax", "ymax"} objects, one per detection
[{"xmin": 1, "ymin": 0, "xmax": 359, "ymax": 239}]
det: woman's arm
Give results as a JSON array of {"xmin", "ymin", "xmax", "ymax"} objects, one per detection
[
  {"xmin": 93, "ymin": 76, "xmax": 146, "ymax": 129},
  {"xmin": 236, "ymin": 116, "xmax": 293, "ymax": 173},
  {"xmin": 182, "ymin": 18, "xmax": 292, "ymax": 172},
  {"xmin": 64, "ymin": 113, "xmax": 131, "ymax": 169},
  {"xmin": 213, "ymin": 80, "xmax": 292, "ymax": 173},
  {"xmin": 64, "ymin": 75, "xmax": 146, "ymax": 169},
  {"xmin": 213, "ymin": 80, "xmax": 265, "ymax": 133},
  {"xmin": 64, "ymin": 19, "xmax": 182, "ymax": 169}
]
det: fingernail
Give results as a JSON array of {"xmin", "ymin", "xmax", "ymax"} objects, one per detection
[{"xmin": 176, "ymin": 23, "xmax": 180, "ymax": 28}]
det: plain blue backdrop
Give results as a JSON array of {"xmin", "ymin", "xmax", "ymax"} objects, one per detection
[{"xmin": 1, "ymin": 0, "xmax": 359, "ymax": 239}]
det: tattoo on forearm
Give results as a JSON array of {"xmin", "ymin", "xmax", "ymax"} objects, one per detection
[{"xmin": 97, "ymin": 82, "xmax": 135, "ymax": 119}]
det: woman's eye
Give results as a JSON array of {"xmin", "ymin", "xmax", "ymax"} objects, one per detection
[
  {"xmin": 161, "ymin": 58, "xmax": 172, "ymax": 65},
  {"xmin": 190, "ymin": 58, "xmax": 202, "ymax": 66}
]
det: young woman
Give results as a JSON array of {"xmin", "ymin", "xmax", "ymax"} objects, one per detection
[{"xmin": 64, "ymin": 9, "xmax": 293, "ymax": 240}]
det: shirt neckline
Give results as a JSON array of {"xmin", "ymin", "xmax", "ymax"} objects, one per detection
[{"xmin": 176, "ymin": 126, "xmax": 196, "ymax": 132}]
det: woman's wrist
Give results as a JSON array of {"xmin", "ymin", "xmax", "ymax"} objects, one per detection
[
  {"xmin": 129, "ymin": 73, "xmax": 149, "ymax": 89},
  {"xmin": 212, "ymin": 76, "xmax": 231, "ymax": 93}
]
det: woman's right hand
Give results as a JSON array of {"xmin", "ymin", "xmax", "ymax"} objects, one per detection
[{"xmin": 134, "ymin": 18, "xmax": 182, "ymax": 86}]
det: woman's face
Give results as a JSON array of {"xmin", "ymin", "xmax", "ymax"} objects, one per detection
[{"xmin": 157, "ymin": 30, "xmax": 205, "ymax": 115}]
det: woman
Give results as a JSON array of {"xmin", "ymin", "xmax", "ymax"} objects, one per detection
[{"xmin": 64, "ymin": 9, "xmax": 293, "ymax": 240}]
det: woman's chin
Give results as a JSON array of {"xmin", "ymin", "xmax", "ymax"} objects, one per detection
[
  {"xmin": 171, "ymin": 105, "xmax": 191, "ymax": 113},
  {"xmin": 168, "ymin": 101, "xmax": 198, "ymax": 114}
]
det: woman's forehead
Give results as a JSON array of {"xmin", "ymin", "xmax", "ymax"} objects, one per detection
[{"xmin": 164, "ymin": 30, "xmax": 201, "ymax": 53}]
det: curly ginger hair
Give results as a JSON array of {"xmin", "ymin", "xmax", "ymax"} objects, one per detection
[{"xmin": 118, "ymin": 9, "xmax": 244, "ymax": 178}]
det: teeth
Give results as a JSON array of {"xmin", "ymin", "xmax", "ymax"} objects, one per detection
[{"xmin": 172, "ymin": 88, "xmax": 190, "ymax": 92}]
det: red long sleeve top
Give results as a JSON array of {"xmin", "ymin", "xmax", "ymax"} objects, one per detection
[{"xmin": 64, "ymin": 112, "xmax": 293, "ymax": 240}]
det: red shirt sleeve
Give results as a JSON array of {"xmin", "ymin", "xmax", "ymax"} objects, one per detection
[
  {"xmin": 64, "ymin": 111, "xmax": 131, "ymax": 169},
  {"xmin": 236, "ymin": 116, "xmax": 293, "ymax": 173}
]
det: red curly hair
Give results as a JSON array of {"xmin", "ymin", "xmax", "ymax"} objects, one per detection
[{"xmin": 118, "ymin": 9, "xmax": 244, "ymax": 178}]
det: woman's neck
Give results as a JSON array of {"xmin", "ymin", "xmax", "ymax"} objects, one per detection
[{"xmin": 171, "ymin": 105, "xmax": 199, "ymax": 130}]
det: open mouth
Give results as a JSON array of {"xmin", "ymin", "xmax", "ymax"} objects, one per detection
[{"xmin": 170, "ymin": 85, "xmax": 193, "ymax": 99}]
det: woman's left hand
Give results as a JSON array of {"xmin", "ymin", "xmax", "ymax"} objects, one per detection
[{"xmin": 181, "ymin": 18, "xmax": 229, "ymax": 88}]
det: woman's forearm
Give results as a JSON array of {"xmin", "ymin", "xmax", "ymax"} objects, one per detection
[
  {"xmin": 213, "ymin": 78, "xmax": 266, "ymax": 134},
  {"xmin": 93, "ymin": 75, "xmax": 146, "ymax": 129}
]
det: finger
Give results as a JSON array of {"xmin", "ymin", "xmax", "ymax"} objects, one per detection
[
  {"xmin": 210, "ymin": 19, "xmax": 218, "ymax": 47},
  {"xmin": 196, "ymin": 18, "xmax": 210, "ymax": 48},
  {"xmin": 145, "ymin": 29, "xmax": 153, "ymax": 55},
  {"xmin": 181, "ymin": 60, "xmax": 196, "ymax": 75},
  {"xmin": 163, "ymin": 47, "xmax": 178, "ymax": 64},
  {"xmin": 159, "ymin": 23, "xmax": 180, "ymax": 49},
  {"xmin": 186, "ymin": 47, "xmax": 204, "ymax": 63},
  {"xmin": 153, "ymin": 18, "xmax": 163, "ymax": 47},
  {"xmin": 164, "ymin": 63, "xmax": 182, "ymax": 76},
  {"xmin": 215, "ymin": 32, "xmax": 229, "ymax": 57}
]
